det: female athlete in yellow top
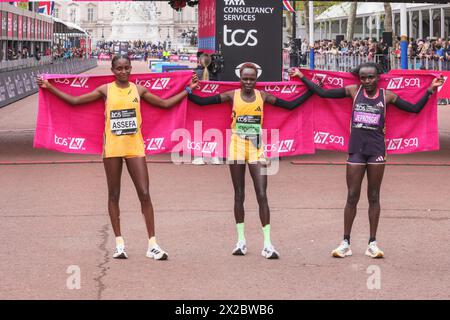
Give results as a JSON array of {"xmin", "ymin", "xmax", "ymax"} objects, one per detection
[
  {"xmin": 188, "ymin": 63, "xmax": 314, "ymax": 259},
  {"xmin": 37, "ymin": 55, "xmax": 198, "ymax": 260}
]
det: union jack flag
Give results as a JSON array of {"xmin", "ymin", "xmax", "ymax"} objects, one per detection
[
  {"xmin": 282, "ymin": 0, "xmax": 295, "ymax": 13},
  {"xmin": 38, "ymin": 1, "xmax": 54, "ymax": 16}
]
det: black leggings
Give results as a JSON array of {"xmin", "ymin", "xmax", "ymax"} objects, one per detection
[{"xmin": 229, "ymin": 162, "xmax": 270, "ymax": 226}]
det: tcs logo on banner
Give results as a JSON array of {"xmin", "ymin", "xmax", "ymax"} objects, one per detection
[
  {"xmin": 135, "ymin": 78, "xmax": 170, "ymax": 90},
  {"xmin": 53, "ymin": 77, "xmax": 89, "ymax": 88},
  {"xmin": 264, "ymin": 85, "xmax": 299, "ymax": 94},
  {"xmin": 264, "ymin": 139, "xmax": 294, "ymax": 153},
  {"xmin": 54, "ymin": 134, "xmax": 86, "ymax": 150},
  {"xmin": 146, "ymin": 137, "xmax": 165, "ymax": 151},
  {"xmin": 201, "ymin": 84, "xmax": 220, "ymax": 94}
]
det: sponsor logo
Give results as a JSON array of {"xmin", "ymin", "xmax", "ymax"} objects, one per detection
[
  {"xmin": 254, "ymin": 106, "xmax": 261, "ymax": 112},
  {"xmin": 201, "ymin": 84, "xmax": 220, "ymax": 94},
  {"xmin": 151, "ymin": 78, "xmax": 170, "ymax": 90},
  {"xmin": 70, "ymin": 77, "xmax": 89, "ymax": 88},
  {"xmin": 386, "ymin": 137, "xmax": 419, "ymax": 150},
  {"xmin": 53, "ymin": 78, "xmax": 70, "ymax": 85},
  {"xmin": 314, "ymin": 131, "xmax": 345, "ymax": 146},
  {"xmin": 263, "ymin": 85, "xmax": 299, "ymax": 94},
  {"xmin": 235, "ymin": 62, "xmax": 262, "ymax": 79},
  {"xmin": 146, "ymin": 137, "xmax": 165, "ymax": 151},
  {"xmin": 386, "ymin": 77, "xmax": 420, "ymax": 90},
  {"xmin": 224, "ymin": 25, "xmax": 258, "ymax": 47},
  {"xmin": 135, "ymin": 79, "xmax": 153, "ymax": 88},
  {"xmin": 264, "ymin": 139, "xmax": 294, "ymax": 153},
  {"xmin": 186, "ymin": 140, "xmax": 217, "ymax": 153},
  {"xmin": 54, "ymin": 134, "xmax": 86, "ymax": 150},
  {"xmin": 132, "ymin": 98, "xmax": 138, "ymax": 103},
  {"xmin": 312, "ymin": 73, "xmax": 344, "ymax": 87}
]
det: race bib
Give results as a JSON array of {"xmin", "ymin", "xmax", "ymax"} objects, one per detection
[
  {"xmin": 110, "ymin": 108, "xmax": 138, "ymax": 135},
  {"xmin": 352, "ymin": 103, "xmax": 382, "ymax": 131},
  {"xmin": 235, "ymin": 115, "xmax": 261, "ymax": 137}
]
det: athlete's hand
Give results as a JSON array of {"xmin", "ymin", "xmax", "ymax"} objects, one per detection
[
  {"xmin": 430, "ymin": 75, "xmax": 445, "ymax": 92},
  {"xmin": 36, "ymin": 76, "xmax": 51, "ymax": 89},
  {"xmin": 288, "ymin": 68, "xmax": 304, "ymax": 79},
  {"xmin": 189, "ymin": 73, "xmax": 200, "ymax": 90}
]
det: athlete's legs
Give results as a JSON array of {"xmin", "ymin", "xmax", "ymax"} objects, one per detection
[
  {"xmin": 229, "ymin": 163, "xmax": 246, "ymax": 223},
  {"xmin": 366, "ymin": 164, "xmax": 385, "ymax": 239},
  {"xmin": 248, "ymin": 162, "xmax": 270, "ymax": 226},
  {"xmin": 125, "ymin": 156, "xmax": 155, "ymax": 238},
  {"xmin": 344, "ymin": 164, "xmax": 367, "ymax": 237},
  {"xmin": 103, "ymin": 157, "xmax": 124, "ymax": 237}
]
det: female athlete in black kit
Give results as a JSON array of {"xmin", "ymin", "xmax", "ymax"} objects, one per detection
[{"xmin": 290, "ymin": 63, "xmax": 443, "ymax": 258}]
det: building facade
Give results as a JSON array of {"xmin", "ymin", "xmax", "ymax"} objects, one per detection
[{"xmin": 53, "ymin": 1, "xmax": 198, "ymax": 49}]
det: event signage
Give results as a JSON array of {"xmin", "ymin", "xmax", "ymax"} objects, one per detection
[{"xmin": 215, "ymin": 0, "xmax": 283, "ymax": 81}]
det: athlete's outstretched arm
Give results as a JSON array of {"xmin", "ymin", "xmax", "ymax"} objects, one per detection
[
  {"xmin": 386, "ymin": 76, "xmax": 444, "ymax": 113},
  {"xmin": 140, "ymin": 74, "xmax": 199, "ymax": 108},
  {"xmin": 188, "ymin": 90, "xmax": 233, "ymax": 106},
  {"xmin": 288, "ymin": 68, "xmax": 351, "ymax": 99},
  {"xmin": 262, "ymin": 90, "xmax": 313, "ymax": 110},
  {"xmin": 36, "ymin": 77, "xmax": 105, "ymax": 105}
]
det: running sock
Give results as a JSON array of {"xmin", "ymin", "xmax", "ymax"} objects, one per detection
[
  {"xmin": 262, "ymin": 224, "xmax": 271, "ymax": 248},
  {"xmin": 148, "ymin": 237, "xmax": 157, "ymax": 248},
  {"xmin": 369, "ymin": 237, "xmax": 376, "ymax": 244},
  {"xmin": 344, "ymin": 235, "xmax": 351, "ymax": 245},
  {"xmin": 115, "ymin": 236, "xmax": 124, "ymax": 247},
  {"xmin": 236, "ymin": 223, "xmax": 245, "ymax": 242}
]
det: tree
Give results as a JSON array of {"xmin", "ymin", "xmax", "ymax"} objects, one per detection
[
  {"xmin": 346, "ymin": 2, "xmax": 357, "ymax": 41},
  {"xmin": 383, "ymin": 2, "xmax": 393, "ymax": 32}
]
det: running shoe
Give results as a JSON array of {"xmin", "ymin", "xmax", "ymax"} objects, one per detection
[
  {"xmin": 209, "ymin": 157, "xmax": 222, "ymax": 165},
  {"xmin": 261, "ymin": 245, "xmax": 279, "ymax": 259},
  {"xmin": 113, "ymin": 244, "xmax": 128, "ymax": 259},
  {"xmin": 331, "ymin": 240, "xmax": 352, "ymax": 258},
  {"xmin": 146, "ymin": 245, "xmax": 168, "ymax": 260},
  {"xmin": 365, "ymin": 241, "xmax": 384, "ymax": 258},
  {"xmin": 192, "ymin": 157, "xmax": 206, "ymax": 165},
  {"xmin": 232, "ymin": 240, "xmax": 247, "ymax": 255}
]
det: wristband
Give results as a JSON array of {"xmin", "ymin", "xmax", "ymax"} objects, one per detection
[{"xmin": 185, "ymin": 86, "xmax": 193, "ymax": 94}]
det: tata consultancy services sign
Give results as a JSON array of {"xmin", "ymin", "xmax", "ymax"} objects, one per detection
[{"xmin": 216, "ymin": 0, "xmax": 282, "ymax": 81}]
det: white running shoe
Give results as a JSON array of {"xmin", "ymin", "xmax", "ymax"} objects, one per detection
[
  {"xmin": 331, "ymin": 240, "xmax": 352, "ymax": 258},
  {"xmin": 365, "ymin": 241, "xmax": 384, "ymax": 258},
  {"xmin": 192, "ymin": 157, "xmax": 206, "ymax": 165},
  {"xmin": 113, "ymin": 244, "xmax": 128, "ymax": 259},
  {"xmin": 261, "ymin": 245, "xmax": 279, "ymax": 259},
  {"xmin": 209, "ymin": 157, "xmax": 222, "ymax": 165},
  {"xmin": 232, "ymin": 240, "xmax": 248, "ymax": 255},
  {"xmin": 146, "ymin": 245, "xmax": 168, "ymax": 260}
]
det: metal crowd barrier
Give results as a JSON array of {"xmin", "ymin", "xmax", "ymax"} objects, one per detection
[
  {"xmin": 0, "ymin": 58, "xmax": 98, "ymax": 108},
  {"xmin": 304, "ymin": 53, "xmax": 450, "ymax": 72},
  {"xmin": 0, "ymin": 56, "xmax": 54, "ymax": 72}
]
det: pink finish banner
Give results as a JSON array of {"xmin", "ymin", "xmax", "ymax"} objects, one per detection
[
  {"xmin": 389, "ymin": 69, "xmax": 450, "ymax": 99},
  {"xmin": 34, "ymin": 72, "xmax": 315, "ymax": 158},
  {"xmin": 34, "ymin": 70, "xmax": 439, "ymax": 157},
  {"xmin": 300, "ymin": 69, "xmax": 439, "ymax": 154}
]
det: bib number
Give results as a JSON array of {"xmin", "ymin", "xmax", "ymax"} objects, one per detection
[
  {"xmin": 110, "ymin": 108, "xmax": 138, "ymax": 135},
  {"xmin": 235, "ymin": 115, "xmax": 261, "ymax": 137}
]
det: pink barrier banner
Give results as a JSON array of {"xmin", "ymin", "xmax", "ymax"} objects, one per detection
[
  {"xmin": 35, "ymin": 70, "xmax": 439, "ymax": 157},
  {"xmin": 389, "ymin": 69, "xmax": 450, "ymax": 99},
  {"xmin": 34, "ymin": 72, "xmax": 193, "ymax": 155},
  {"xmin": 300, "ymin": 69, "xmax": 439, "ymax": 154},
  {"xmin": 184, "ymin": 81, "xmax": 315, "ymax": 158}
]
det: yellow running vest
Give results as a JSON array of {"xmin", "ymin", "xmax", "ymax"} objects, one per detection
[
  {"xmin": 103, "ymin": 82, "xmax": 145, "ymax": 158},
  {"xmin": 229, "ymin": 89, "xmax": 264, "ymax": 162}
]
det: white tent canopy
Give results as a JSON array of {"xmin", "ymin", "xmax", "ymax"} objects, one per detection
[{"xmin": 316, "ymin": 2, "xmax": 450, "ymax": 22}]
